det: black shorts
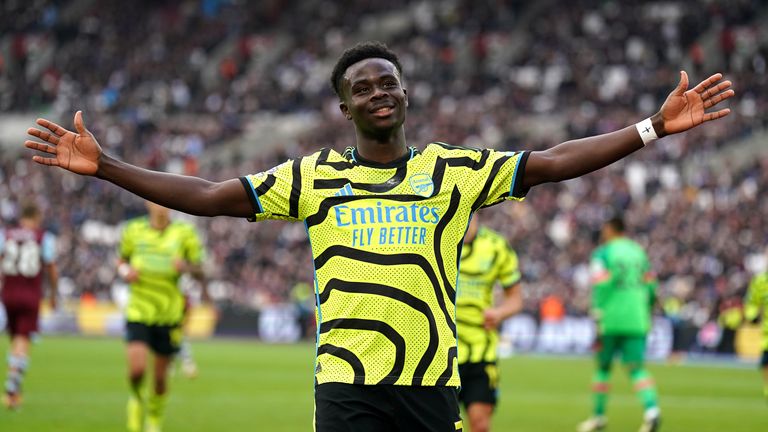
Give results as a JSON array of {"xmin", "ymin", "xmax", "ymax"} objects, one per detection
[
  {"xmin": 314, "ymin": 383, "xmax": 462, "ymax": 432},
  {"xmin": 458, "ymin": 362, "xmax": 499, "ymax": 408},
  {"xmin": 761, "ymin": 350, "xmax": 768, "ymax": 368},
  {"xmin": 125, "ymin": 322, "xmax": 182, "ymax": 356}
]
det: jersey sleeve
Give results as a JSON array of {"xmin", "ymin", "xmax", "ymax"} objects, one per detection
[
  {"xmin": 476, "ymin": 150, "xmax": 530, "ymax": 209},
  {"xmin": 41, "ymin": 232, "xmax": 57, "ymax": 264},
  {"xmin": 497, "ymin": 243, "xmax": 522, "ymax": 288},
  {"xmin": 182, "ymin": 225, "xmax": 205, "ymax": 265},
  {"xmin": 239, "ymin": 159, "xmax": 304, "ymax": 222}
]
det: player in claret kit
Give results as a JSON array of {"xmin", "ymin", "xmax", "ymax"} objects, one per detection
[
  {"xmin": 25, "ymin": 41, "xmax": 733, "ymax": 431},
  {"xmin": 1, "ymin": 202, "xmax": 58, "ymax": 410}
]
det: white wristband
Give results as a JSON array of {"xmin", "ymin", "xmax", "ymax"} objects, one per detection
[
  {"xmin": 635, "ymin": 118, "xmax": 658, "ymax": 146},
  {"xmin": 118, "ymin": 263, "xmax": 132, "ymax": 279}
]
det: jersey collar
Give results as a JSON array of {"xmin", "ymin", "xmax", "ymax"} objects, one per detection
[{"xmin": 345, "ymin": 146, "xmax": 419, "ymax": 168}]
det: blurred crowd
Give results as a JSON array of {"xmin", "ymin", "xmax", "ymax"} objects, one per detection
[{"xmin": 1, "ymin": 0, "xmax": 767, "ymax": 337}]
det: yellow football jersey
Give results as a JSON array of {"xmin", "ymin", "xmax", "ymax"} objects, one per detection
[
  {"xmin": 241, "ymin": 143, "xmax": 529, "ymax": 386},
  {"xmin": 456, "ymin": 227, "xmax": 521, "ymax": 364},
  {"xmin": 119, "ymin": 217, "xmax": 204, "ymax": 325}
]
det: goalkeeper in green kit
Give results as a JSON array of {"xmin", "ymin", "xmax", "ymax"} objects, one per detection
[{"xmin": 578, "ymin": 217, "xmax": 660, "ymax": 432}]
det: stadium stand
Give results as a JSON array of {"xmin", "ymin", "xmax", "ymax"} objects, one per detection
[{"xmin": 1, "ymin": 0, "xmax": 766, "ymax": 349}]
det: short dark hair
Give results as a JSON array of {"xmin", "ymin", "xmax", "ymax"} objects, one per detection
[
  {"xmin": 330, "ymin": 41, "xmax": 403, "ymax": 97},
  {"xmin": 605, "ymin": 216, "xmax": 625, "ymax": 233},
  {"xmin": 20, "ymin": 201, "xmax": 40, "ymax": 219}
]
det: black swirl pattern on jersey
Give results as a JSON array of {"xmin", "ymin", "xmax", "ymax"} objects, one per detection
[
  {"xmin": 457, "ymin": 333, "xmax": 473, "ymax": 364},
  {"xmin": 458, "ymin": 250, "xmax": 500, "ymax": 277},
  {"xmin": 433, "ymin": 142, "xmax": 482, "ymax": 153},
  {"xmin": 319, "ymin": 318, "xmax": 405, "ymax": 385},
  {"xmin": 480, "ymin": 328, "xmax": 494, "ymax": 362},
  {"xmin": 314, "ymin": 246, "xmax": 455, "ymax": 344},
  {"xmin": 471, "ymin": 154, "xmax": 514, "ymax": 212},
  {"xmin": 435, "ymin": 346, "xmax": 457, "ymax": 386},
  {"xmin": 289, "ymin": 158, "xmax": 303, "ymax": 218},
  {"xmin": 319, "ymin": 278, "xmax": 440, "ymax": 386},
  {"xmin": 240, "ymin": 174, "xmax": 277, "ymax": 215},
  {"xmin": 255, "ymin": 173, "xmax": 276, "ymax": 197},
  {"xmin": 317, "ymin": 344, "xmax": 365, "ymax": 385},
  {"xmin": 429, "ymin": 149, "xmax": 491, "ymax": 194},
  {"xmin": 455, "ymin": 317, "xmax": 493, "ymax": 364},
  {"xmin": 432, "ymin": 186, "xmax": 462, "ymax": 308},
  {"xmin": 312, "ymin": 165, "xmax": 407, "ymax": 193},
  {"xmin": 316, "ymin": 148, "xmax": 355, "ymax": 170}
]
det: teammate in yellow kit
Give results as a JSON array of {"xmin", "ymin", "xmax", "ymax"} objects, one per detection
[
  {"xmin": 456, "ymin": 216, "xmax": 522, "ymax": 431},
  {"xmin": 118, "ymin": 201, "xmax": 206, "ymax": 432}
]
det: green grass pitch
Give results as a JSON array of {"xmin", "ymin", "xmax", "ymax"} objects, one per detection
[{"xmin": 0, "ymin": 336, "xmax": 765, "ymax": 431}]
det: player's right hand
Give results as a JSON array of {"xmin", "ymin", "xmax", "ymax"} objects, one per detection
[
  {"xmin": 118, "ymin": 262, "xmax": 140, "ymax": 283},
  {"xmin": 25, "ymin": 111, "xmax": 102, "ymax": 175}
]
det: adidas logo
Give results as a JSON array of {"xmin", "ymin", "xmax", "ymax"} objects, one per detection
[{"xmin": 334, "ymin": 183, "xmax": 354, "ymax": 197}]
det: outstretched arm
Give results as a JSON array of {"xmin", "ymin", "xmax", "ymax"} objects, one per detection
[
  {"xmin": 25, "ymin": 111, "xmax": 252, "ymax": 218},
  {"xmin": 522, "ymin": 71, "xmax": 734, "ymax": 189}
]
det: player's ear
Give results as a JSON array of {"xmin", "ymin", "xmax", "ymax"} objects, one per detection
[
  {"xmin": 403, "ymin": 88, "xmax": 408, "ymax": 108},
  {"xmin": 339, "ymin": 102, "xmax": 352, "ymax": 121}
]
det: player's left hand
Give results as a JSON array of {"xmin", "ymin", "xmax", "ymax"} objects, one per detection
[
  {"xmin": 655, "ymin": 71, "xmax": 734, "ymax": 136},
  {"xmin": 483, "ymin": 308, "xmax": 504, "ymax": 330}
]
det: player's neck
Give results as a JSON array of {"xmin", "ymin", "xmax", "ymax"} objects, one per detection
[
  {"xmin": 353, "ymin": 127, "xmax": 408, "ymax": 164},
  {"xmin": 150, "ymin": 218, "xmax": 170, "ymax": 231},
  {"xmin": 19, "ymin": 218, "xmax": 37, "ymax": 230}
]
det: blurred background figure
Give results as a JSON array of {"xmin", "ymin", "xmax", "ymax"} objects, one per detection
[
  {"xmin": 578, "ymin": 217, "xmax": 660, "ymax": 432},
  {"xmin": 117, "ymin": 201, "xmax": 207, "ymax": 432},
  {"xmin": 744, "ymin": 260, "xmax": 768, "ymax": 401},
  {"xmin": 0, "ymin": 201, "xmax": 58, "ymax": 410},
  {"xmin": 456, "ymin": 215, "xmax": 523, "ymax": 432},
  {"xmin": 290, "ymin": 281, "xmax": 314, "ymax": 340},
  {"xmin": 715, "ymin": 291, "xmax": 744, "ymax": 355}
]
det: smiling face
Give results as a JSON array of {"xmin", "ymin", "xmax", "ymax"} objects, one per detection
[{"xmin": 339, "ymin": 57, "xmax": 408, "ymax": 138}]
